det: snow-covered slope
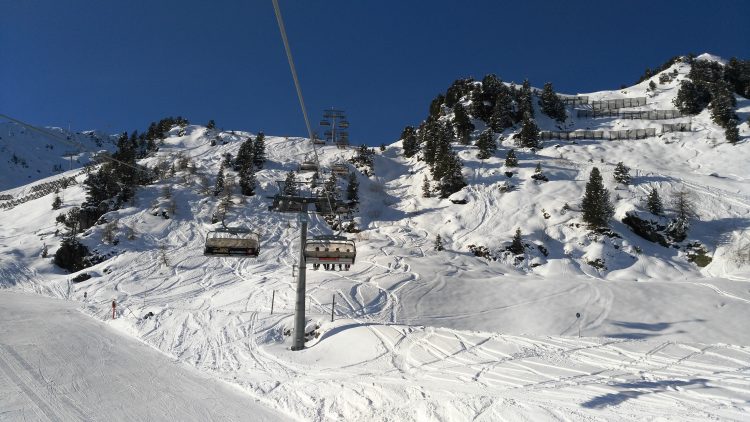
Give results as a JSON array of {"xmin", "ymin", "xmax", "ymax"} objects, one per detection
[
  {"xmin": 1, "ymin": 57, "xmax": 750, "ymax": 420},
  {"xmin": 0, "ymin": 122, "xmax": 116, "ymax": 193}
]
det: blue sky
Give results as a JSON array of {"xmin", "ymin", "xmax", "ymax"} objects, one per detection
[{"xmin": 1, "ymin": 0, "xmax": 748, "ymax": 145}]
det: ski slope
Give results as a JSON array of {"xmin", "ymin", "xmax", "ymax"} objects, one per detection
[
  {"xmin": 0, "ymin": 291, "xmax": 285, "ymax": 421},
  {"xmin": 1, "ymin": 56, "xmax": 750, "ymax": 420}
]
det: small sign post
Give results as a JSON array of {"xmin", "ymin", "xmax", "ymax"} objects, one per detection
[
  {"xmin": 331, "ymin": 294, "xmax": 336, "ymax": 322},
  {"xmin": 576, "ymin": 312, "xmax": 581, "ymax": 338}
]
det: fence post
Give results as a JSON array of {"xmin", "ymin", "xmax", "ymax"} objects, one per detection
[
  {"xmin": 270, "ymin": 290, "xmax": 275, "ymax": 315},
  {"xmin": 331, "ymin": 294, "xmax": 336, "ymax": 322}
]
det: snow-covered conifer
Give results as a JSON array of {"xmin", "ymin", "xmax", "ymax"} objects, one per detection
[
  {"xmin": 646, "ymin": 187, "xmax": 663, "ymax": 216},
  {"xmin": 475, "ymin": 129, "xmax": 496, "ymax": 159},
  {"xmin": 509, "ymin": 228, "xmax": 524, "ymax": 254},
  {"xmin": 613, "ymin": 162, "xmax": 631, "ymax": 185},
  {"xmin": 505, "ymin": 149, "xmax": 518, "ymax": 167},
  {"xmin": 581, "ymin": 167, "xmax": 614, "ymax": 227}
]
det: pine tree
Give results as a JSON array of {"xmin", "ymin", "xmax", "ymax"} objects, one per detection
[
  {"xmin": 452, "ymin": 103, "xmax": 474, "ymax": 145},
  {"xmin": 509, "ymin": 228, "xmax": 524, "ymax": 254},
  {"xmin": 539, "ymin": 82, "xmax": 566, "ymax": 122},
  {"xmin": 351, "ymin": 144, "xmax": 375, "ymax": 175},
  {"xmin": 517, "ymin": 114, "xmax": 540, "ymax": 150},
  {"xmin": 433, "ymin": 234, "xmax": 444, "ymax": 251},
  {"xmin": 401, "ymin": 126, "xmax": 419, "ymax": 158},
  {"xmin": 236, "ymin": 136, "xmax": 255, "ymax": 172},
  {"xmin": 214, "ymin": 163, "xmax": 226, "ymax": 196},
  {"xmin": 206, "ymin": 119, "xmax": 216, "ymax": 130},
  {"xmin": 283, "ymin": 171, "xmax": 298, "ymax": 196},
  {"xmin": 475, "ymin": 129, "xmax": 496, "ymax": 159},
  {"xmin": 437, "ymin": 151, "xmax": 466, "ymax": 198},
  {"xmin": 54, "ymin": 235, "xmax": 89, "ymax": 272},
  {"xmin": 489, "ymin": 89, "xmax": 515, "ymax": 132},
  {"xmin": 725, "ymin": 121, "xmax": 740, "ymax": 144},
  {"xmin": 429, "ymin": 94, "xmax": 445, "ymax": 120},
  {"xmin": 666, "ymin": 188, "xmax": 697, "ymax": 242},
  {"xmin": 647, "ymin": 187, "xmax": 663, "ymax": 216},
  {"xmin": 671, "ymin": 188, "xmax": 698, "ymax": 221},
  {"xmin": 709, "ymin": 80, "xmax": 738, "ymax": 129},
  {"xmin": 613, "ymin": 162, "xmax": 631, "ymax": 185},
  {"xmin": 421, "ymin": 118, "xmax": 443, "ymax": 167},
  {"xmin": 445, "ymin": 78, "xmax": 473, "ymax": 108},
  {"xmin": 239, "ymin": 166, "xmax": 256, "ymax": 196},
  {"xmin": 581, "ymin": 167, "xmax": 614, "ymax": 228},
  {"xmin": 346, "ymin": 172, "xmax": 359, "ymax": 202},
  {"xmin": 52, "ymin": 194, "xmax": 62, "ymax": 210},
  {"xmin": 673, "ymin": 80, "xmax": 711, "ymax": 115},
  {"xmin": 422, "ymin": 176, "xmax": 431, "ymax": 198},
  {"xmin": 430, "ymin": 123, "xmax": 454, "ymax": 182},
  {"xmin": 517, "ymin": 79, "xmax": 534, "ymax": 119},
  {"xmin": 724, "ymin": 57, "xmax": 750, "ymax": 98},
  {"xmin": 530, "ymin": 162, "xmax": 548, "ymax": 182},
  {"xmin": 470, "ymin": 88, "xmax": 489, "ymax": 122},
  {"xmin": 505, "ymin": 149, "xmax": 518, "ymax": 167},
  {"xmin": 481, "ymin": 74, "xmax": 503, "ymax": 102},
  {"xmin": 253, "ymin": 132, "xmax": 266, "ymax": 168}
]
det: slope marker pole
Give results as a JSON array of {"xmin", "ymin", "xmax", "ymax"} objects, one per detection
[{"xmin": 331, "ymin": 294, "xmax": 335, "ymax": 322}]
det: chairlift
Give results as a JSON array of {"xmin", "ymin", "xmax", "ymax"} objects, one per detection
[
  {"xmin": 204, "ymin": 227, "xmax": 260, "ymax": 257},
  {"xmin": 320, "ymin": 120, "xmax": 331, "ymax": 126},
  {"xmin": 299, "ymin": 161, "xmax": 319, "ymax": 172},
  {"xmin": 338, "ymin": 121, "xmax": 349, "ymax": 128},
  {"xmin": 331, "ymin": 163, "xmax": 349, "ymax": 176},
  {"xmin": 305, "ymin": 235, "xmax": 356, "ymax": 270}
]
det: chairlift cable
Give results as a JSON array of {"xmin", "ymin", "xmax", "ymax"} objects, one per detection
[{"xmin": 271, "ymin": 0, "xmax": 338, "ymax": 227}]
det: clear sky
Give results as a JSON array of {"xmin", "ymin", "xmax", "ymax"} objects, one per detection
[{"xmin": 2, "ymin": 0, "xmax": 748, "ymax": 145}]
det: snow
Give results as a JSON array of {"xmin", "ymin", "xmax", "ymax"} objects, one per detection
[
  {"xmin": 0, "ymin": 291, "xmax": 285, "ymax": 421},
  {"xmin": 0, "ymin": 123, "xmax": 115, "ymax": 193},
  {"xmin": 1, "ymin": 56, "xmax": 750, "ymax": 420}
]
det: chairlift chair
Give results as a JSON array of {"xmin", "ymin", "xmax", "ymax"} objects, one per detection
[
  {"xmin": 204, "ymin": 228, "xmax": 260, "ymax": 257},
  {"xmin": 331, "ymin": 163, "xmax": 349, "ymax": 176},
  {"xmin": 305, "ymin": 235, "xmax": 356, "ymax": 270},
  {"xmin": 299, "ymin": 161, "xmax": 319, "ymax": 172}
]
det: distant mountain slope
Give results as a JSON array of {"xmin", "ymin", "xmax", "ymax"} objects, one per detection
[{"xmin": 0, "ymin": 122, "xmax": 115, "ymax": 192}]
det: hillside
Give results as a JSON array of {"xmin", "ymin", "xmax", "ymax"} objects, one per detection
[
  {"xmin": 1, "ymin": 55, "xmax": 750, "ymax": 420},
  {"xmin": 0, "ymin": 122, "xmax": 115, "ymax": 192}
]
